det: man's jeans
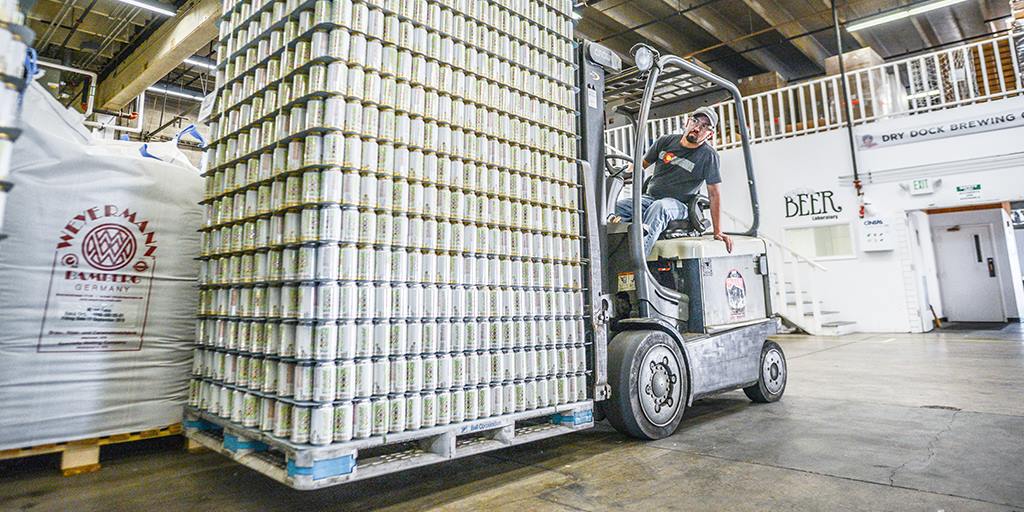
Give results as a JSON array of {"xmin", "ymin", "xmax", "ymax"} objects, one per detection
[{"xmin": 614, "ymin": 195, "xmax": 689, "ymax": 255}]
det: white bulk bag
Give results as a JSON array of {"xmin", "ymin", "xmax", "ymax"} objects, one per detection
[{"xmin": 0, "ymin": 83, "xmax": 203, "ymax": 449}]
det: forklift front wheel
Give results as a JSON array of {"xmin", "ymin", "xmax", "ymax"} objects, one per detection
[
  {"xmin": 744, "ymin": 340, "xmax": 787, "ymax": 403},
  {"xmin": 605, "ymin": 330, "xmax": 687, "ymax": 440}
]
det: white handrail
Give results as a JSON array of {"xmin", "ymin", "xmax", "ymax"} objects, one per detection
[
  {"xmin": 721, "ymin": 209, "xmax": 827, "ymax": 271},
  {"xmin": 605, "ymin": 33, "xmax": 1024, "ymax": 155}
]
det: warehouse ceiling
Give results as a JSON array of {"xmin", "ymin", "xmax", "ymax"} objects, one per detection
[
  {"xmin": 22, "ymin": 0, "xmax": 1016, "ymax": 114},
  {"xmin": 24, "ymin": 0, "xmax": 216, "ymax": 113},
  {"xmin": 578, "ymin": 0, "xmax": 1014, "ymax": 80}
]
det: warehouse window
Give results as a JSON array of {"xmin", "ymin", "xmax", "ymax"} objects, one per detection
[{"xmin": 784, "ymin": 223, "xmax": 855, "ymax": 259}]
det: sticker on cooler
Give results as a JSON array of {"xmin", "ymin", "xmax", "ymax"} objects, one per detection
[
  {"xmin": 38, "ymin": 204, "xmax": 159, "ymax": 352},
  {"xmin": 725, "ymin": 269, "xmax": 747, "ymax": 319}
]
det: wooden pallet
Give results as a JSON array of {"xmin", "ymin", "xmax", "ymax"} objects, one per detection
[
  {"xmin": 185, "ymin": 401, "xmax": 594, "ymax": 490},
  {"xmin": 0, "ymin": 424, "xmax": 184, "ymax": 476}
]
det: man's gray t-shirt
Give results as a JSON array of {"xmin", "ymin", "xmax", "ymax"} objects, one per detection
[{"xmin": 642, "ymin": 134, "xmax": 721, "ymax": 203}]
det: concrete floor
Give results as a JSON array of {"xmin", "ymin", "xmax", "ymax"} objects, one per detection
[{"xmin": 3, "ymin": 328, "xmax": 1024, "ymax": 511}]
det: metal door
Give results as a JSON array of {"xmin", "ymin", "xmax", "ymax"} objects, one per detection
[{"xmin": 933, "ymin": 224, "xmax": 1005, "ymax": 322}]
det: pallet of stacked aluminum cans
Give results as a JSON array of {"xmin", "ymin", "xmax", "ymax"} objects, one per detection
[
  {"xmin": 185, "ymin": 0, "xmax": 595, "ymax": 488},
  {"xmin": 0, "ymin": 0, "xmax": 33, "ymax": 238}
]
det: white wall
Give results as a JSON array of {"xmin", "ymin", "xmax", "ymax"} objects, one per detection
[{"xmin": 716, "ymin": 95, "xmax": 1024, "ymax": 332}]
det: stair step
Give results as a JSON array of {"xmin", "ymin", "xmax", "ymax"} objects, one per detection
[
  {"xmin": 804, "ymin": 310, "xmax": 839, "ymax": 316},
  {"xmin": 821, "ymin": 320, "xmax": 856, "ymax": 327},
  {"xmin": 819, "ymin": 320, "xmax": 858, "ymax": 336}
]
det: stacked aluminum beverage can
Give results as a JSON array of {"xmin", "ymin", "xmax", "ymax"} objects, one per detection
[{"xmin": 189, "ymin": 0, "xmax": 587, "ymax": 446}]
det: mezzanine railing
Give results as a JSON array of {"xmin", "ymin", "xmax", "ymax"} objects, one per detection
[{"xmin": 605, "ymin": 33, "xmax": 1023, "ymax": 155}]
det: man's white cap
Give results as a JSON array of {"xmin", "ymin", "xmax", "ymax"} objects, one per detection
[{"xmin": 692, "ymin": 106, "xmax": 719, "ymax": 130}]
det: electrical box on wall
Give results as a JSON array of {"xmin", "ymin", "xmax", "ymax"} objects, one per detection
[{"xmin": 860, "ymin": 217, "xmax": 894, "ymax": 251}]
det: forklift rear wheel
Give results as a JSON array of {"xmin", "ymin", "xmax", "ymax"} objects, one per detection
[
  {"xmin": 605, "ymin": 330, "xmax": 687, "ymax": 440},
  {"xmin": 744, "ymin": 340, "xmax": 787, "ymax": 403}
]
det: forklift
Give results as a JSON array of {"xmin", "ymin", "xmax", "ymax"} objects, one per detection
[{"xmin": 580, "ymin": 42, "xmax": 788, "ymax": 440}]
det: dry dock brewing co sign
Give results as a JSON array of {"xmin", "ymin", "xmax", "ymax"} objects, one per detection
[
  {"xmin": 37, "ymin": 204, "xmax": 158, "ymax": 352},
  {"xmin": 856, "ymin": 107, "xmax": 1024, "ymax": 149}
]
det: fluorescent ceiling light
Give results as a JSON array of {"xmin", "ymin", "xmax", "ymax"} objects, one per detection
[
  {"xmin": 184, "ymin": 57, "xmax": 216, "ymax": 70},
  {"xmin": 147, "ymin": 84, "xmax": 205, "ymax": 101},
  {"xmin": 846, "ymin": 0, "xmax": 968, "ymax": 32},
  {"xmin": 116, "ymin": 0, "xmax": 177, "ymax": 17}
]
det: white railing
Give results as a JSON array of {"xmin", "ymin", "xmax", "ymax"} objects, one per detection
[
  {"xmin": 721, "ymin": 210, "xmax": 829, "ymax": 334},
  {"xmin": 605, "ymin": 33, "xmax": 1023, "ymax": 155}
]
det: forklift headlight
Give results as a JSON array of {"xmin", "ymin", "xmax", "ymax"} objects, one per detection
[{"xmin": 632, "ymin": 44, "xmax": 658, "ymax": 73}]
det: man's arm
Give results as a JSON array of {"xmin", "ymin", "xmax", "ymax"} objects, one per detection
[{"xmin": 707, "ymin": 183, "xmax": 733, "ymax": 253}]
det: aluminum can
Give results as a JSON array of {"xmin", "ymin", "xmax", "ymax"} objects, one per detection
[
  {"xmin": 336, "ymin": 359, "xmax": 356, "ymax": 400},
  {"xmin": 316, "ymin": 281, "xmax": 340, "ymax": 320},
  {"xmin": 294, "ymin": 322, "xmax": 314, "ymax": 359},
  {"xmin": 354, "ymin": 357, "xmax": 373, "ymax": 398},
  {"xmin": 312, "ymin": 361, "xmax": 337, "ymax": 402},
  {"xmin": 387, "ymin": 319, "xmax": 407, "ymax": 356},
  {"xmin": 537, "ymin": 377, "xmax": 550, "ymax": 408},
  {"xmin": 353, "ymin": 399, "xmax": 372, "ymax": 439},
  {"xmin": 294, "ymin": 363, "xmax": 315, "ymax": 401},
  {"xmin": 421, "ymin": 391, "xmax": 437, "ymax": 428},
  {"xmin": 319, "ymin": 205, "xmax": 342, "ymax": 241},
  {"xmin": 310, "ymin": 404, "xmax": 334, "ymax": 445},
  {"xmin": 277, "ymin": 360, "xmax": 295, "ymax": 397},
  {"xmin": 388, "ymin": 394, "xmax": 406, "ymax": 433},
  {"xmin": 273, "ymin": 400, "xmax": 293, "ymax": 438},
  {"xmin": 260, "ymin": 397, "xmax": 276, "ymax": 432},
  {"xmin": 333, "ymin": 401, "xmax": 354, "ymax": 441},
  {"xmin": 404, "ymin": 393, "xmax": 422, "ymax": 431},
  {"xmin": 338, "ymin": 320, "xmax": 356, "ymax": 359},
  {"xmin": 451, "ymin": 388, "xmax": 466, "ymax": 423},
  {"xmin": 465, "ymin": 386, "xmax": 479, "ymax": 421},
  {"xmin": 316, "ymin": 244, "xmax": 340, "ymax": 280},
  {"xmin": 389, "ymin": 356, "xmax": 407, "ymax": 394},
  {"xmin": 230, "ymin": 389, "xmax": 244, "ymax": 423},
  {"xmin": 339, "ymin": 246, "xmax": 358, "ymax": 281},
  {"xmin": 436, "ymin": 390, "xmax": 452, "ymax": 426},
  {"xmin": 371, "ymin": 357, "xmax": 390, "ymax": 396},
  {"xmin": 503, "ymin": 382, "xmax": 515, "ymax": 415},
  {"xmin": 354, "ymin": 320, "xmax": 373, "ymax": 357},
  {"xmin": 371, "ymin": 396, "xmax": 389, "ymax": 436},
  {"xmin": 478, "ymin": 385, "xmax": 492, "ymax": 419},
  {"xmin": 436, "ymin": 353, "xmax": 452, "ymax": 390},
  {"xmin": 290, "ymin": 405, "xmax": 312, "ymax": 444}
]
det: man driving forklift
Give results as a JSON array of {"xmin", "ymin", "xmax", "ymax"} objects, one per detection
[{"xmin": 609, "ymin": 106, "xmax": 733, "ymax": 254}]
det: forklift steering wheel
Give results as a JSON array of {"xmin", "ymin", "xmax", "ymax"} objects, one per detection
[{"xmin": 605, "ymin": 154, "xmax": 632, "ymax": 180}]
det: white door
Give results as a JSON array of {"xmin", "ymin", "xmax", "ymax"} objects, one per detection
[{"xmin": 933, "ymin": 224, "xmax": 1005, "ymax": 322}]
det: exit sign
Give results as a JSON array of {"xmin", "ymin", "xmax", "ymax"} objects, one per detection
[{"xmin": 909, "ymin": 178, "xmax": 933, "ymax": 195}]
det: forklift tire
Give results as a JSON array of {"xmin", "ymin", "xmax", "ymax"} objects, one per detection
[
  {"xmin": 605, "ymin": 330, "xmax": 688, "ymax": 440},
  {"xmin": 744, "ymin": 340, "xmax": 787, "ymax": 403}
]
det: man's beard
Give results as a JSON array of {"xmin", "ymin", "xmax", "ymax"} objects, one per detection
[{"xmin": 685, "ymin": 132, "xmax": 699, "ymax": 143}]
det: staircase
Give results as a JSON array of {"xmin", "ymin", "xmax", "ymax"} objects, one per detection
[
  {"xmin": 722, "ymin": 211, "xmax": 856, "ymax": 336},
  {"xmin": 765, "ymin": 239, "xmax": 857, "ymax": 336}
]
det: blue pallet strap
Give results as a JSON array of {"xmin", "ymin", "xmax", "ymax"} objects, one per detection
[
  {"xmin": 551, "ymin": 407, "xmax": 594, "ymax": 427},
  {"xmin": 223, "ymin": 433, "xmax": 268, "ymax": 453},
  {"xmin": 287, "ymin": 454, "xmax": 356, "ymax": 481},
  {"xmin": 184, "ymin": 419, "xmax": 222, "ymax": 432}
]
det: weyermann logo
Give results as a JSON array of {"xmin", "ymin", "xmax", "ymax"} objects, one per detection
[
  {"xmin": 56, "ymin": 205, "xmax": 157, "ymax": 280},
  {"xmin": 38, "ymin": 204, "xmax": 158, "ymax": 352}
]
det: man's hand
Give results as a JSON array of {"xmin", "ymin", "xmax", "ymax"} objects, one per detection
[{"xmin": 714, "ymin": 232, "xmax": 733, "ymax": 253}]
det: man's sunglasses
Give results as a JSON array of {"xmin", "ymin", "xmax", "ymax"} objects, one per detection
[{"xmin": 687, "ymin": 115, "xmax": 712, "ymax": 131}]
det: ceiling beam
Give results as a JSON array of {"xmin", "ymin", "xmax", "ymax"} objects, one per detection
[
  {"xmin": 95, "ymin": 0, "xmax": 219, "ymax": 110},
  {"xmin": 741, "ymin": 0, "xmax": 830, "ymax": 69},
  {"xmin": 652, "ymin": 0, "xmax": 795, "ymax": 77},
  {"xmin": 585, "ymin": 3, "xmax": 721, "ymax": 74},
  {"xmin": 817, "ymin": 0, "xmax": 883, "ymax": 56},
  {"xmin": 910, "ymin": 16, "xmax": 941, "ymax": 48}
]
